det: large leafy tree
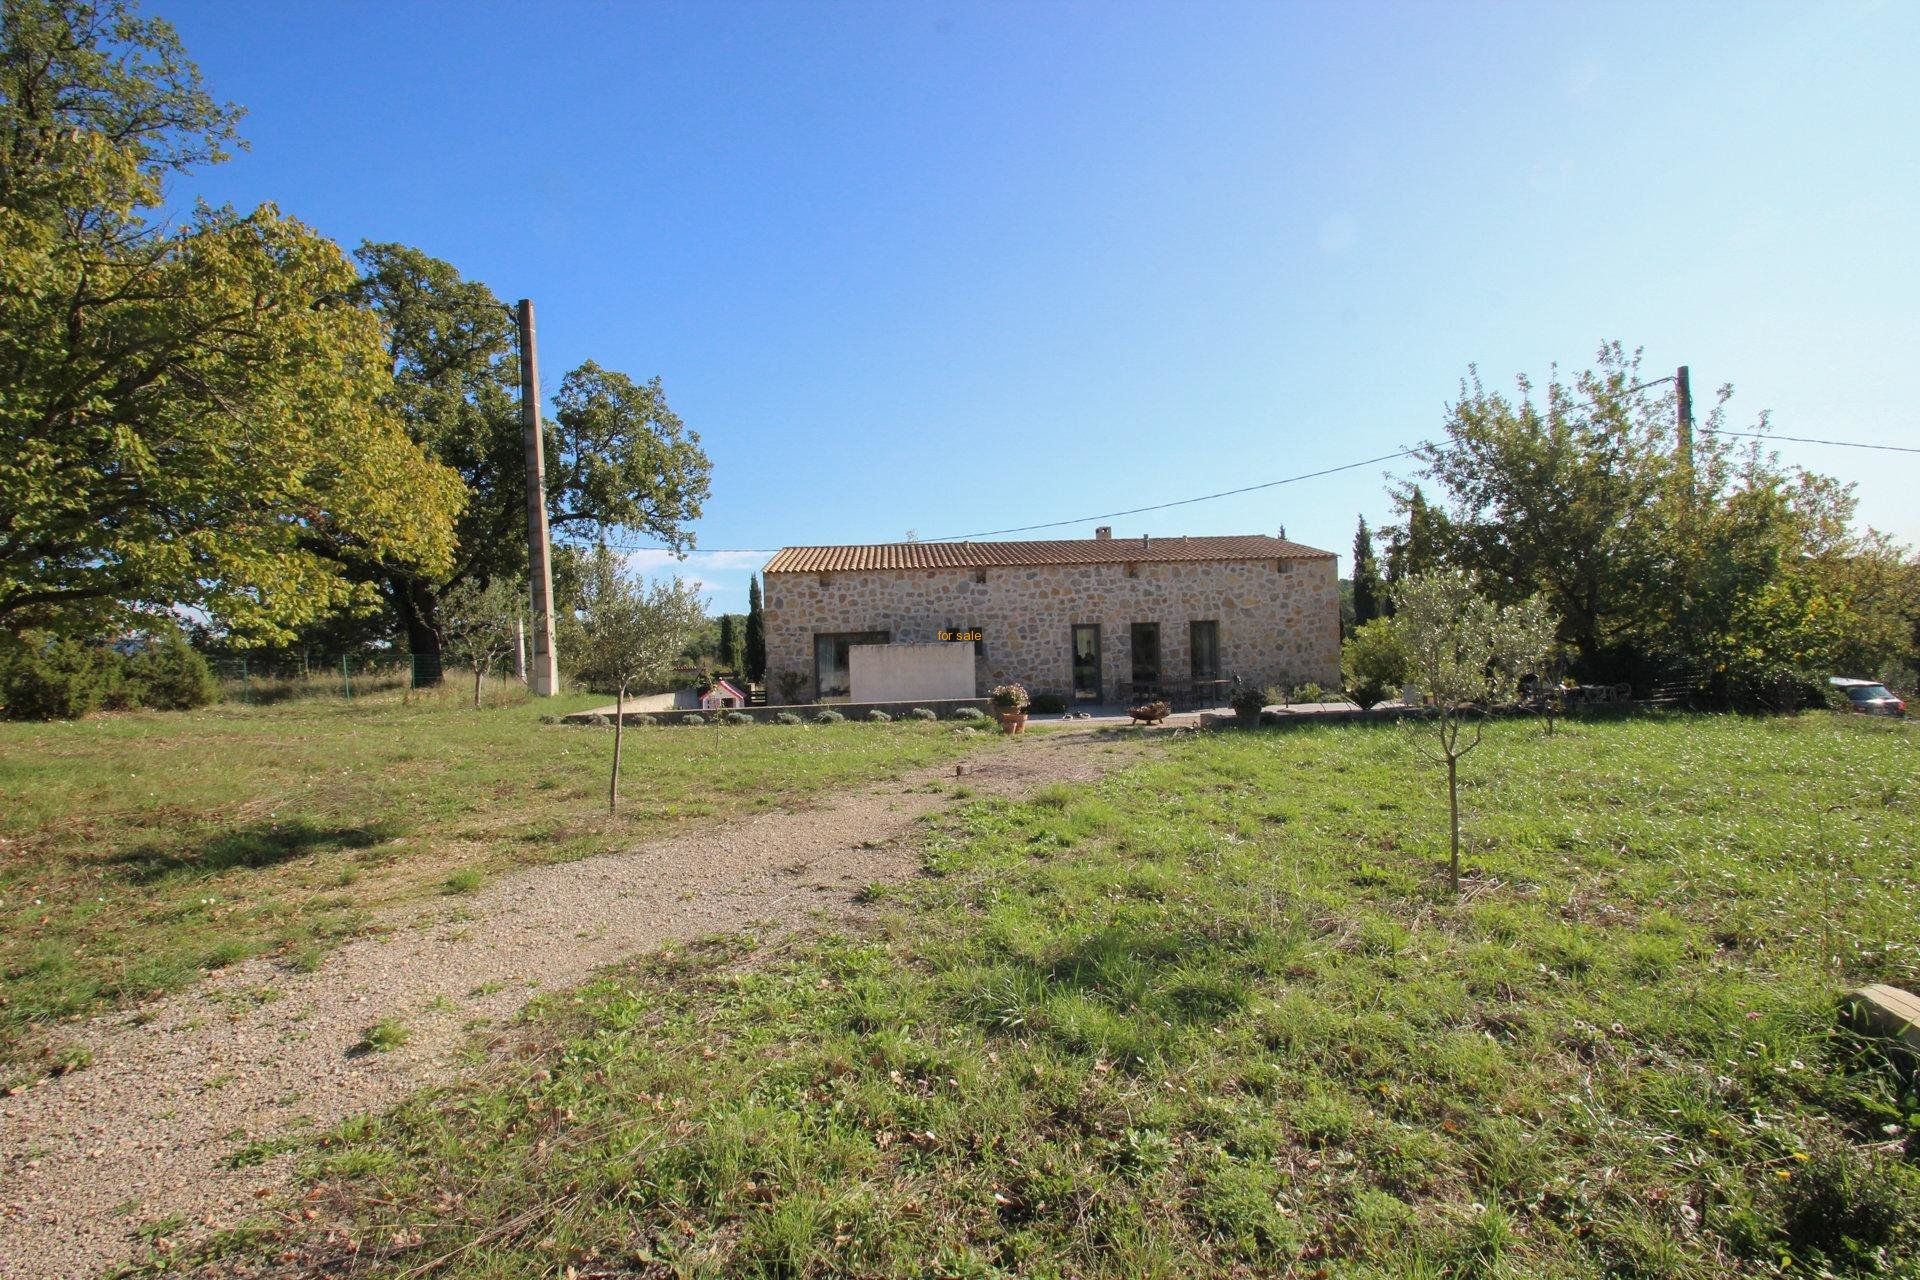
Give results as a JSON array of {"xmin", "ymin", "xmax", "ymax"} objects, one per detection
[
  {"xmin": 347, "ymin": 243, "xmax": 521, "ymax": 677},
  {"xmin": 1393, "ymin": 344, "xmax": 1669, "ymax": 668},
  {"xmin": 0, "ymin": 0, "xmax": 463, "ymax": 640},
  {"xmin": 1394, "ymin": 343, "xmax": 1915, "ymax": 692},
  {"xmin": 346, "ymin": 250, "xmax": 712, "ymax": 681}
]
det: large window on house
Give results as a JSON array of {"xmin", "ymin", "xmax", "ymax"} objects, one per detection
[
  {"xmin": 812, "ymin": 630, "xmax": 889, "ymax": 700},
  {"xmin": 1130, "ymin": 622, "xmax": 1161, "ymax": 690},
  {"xmin": 1189, "ymin": 620, "xmax": 1220, "ymax": 682}
]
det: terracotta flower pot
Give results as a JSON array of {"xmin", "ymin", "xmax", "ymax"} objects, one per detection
[{"xmin": 999, "ymin": 711, "xmax": 1027, "ymax": 734}]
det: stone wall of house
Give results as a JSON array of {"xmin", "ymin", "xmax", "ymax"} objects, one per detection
[{"xmin": 762, "ymin": 556, "xmax": 1339, "ymax": 704}]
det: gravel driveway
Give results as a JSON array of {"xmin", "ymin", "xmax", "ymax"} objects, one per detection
[{"xmin": 0, "ymin": 727, "xmax": 1142, "ymax": 1279}]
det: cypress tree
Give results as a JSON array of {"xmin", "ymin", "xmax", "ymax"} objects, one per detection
[
  {"xmin": 745, "ymin": 575, "xmax": 767, "ymax": 681},
  {"xmin": 1351, "ymin": 515, "xmax": 1383, "ymax": 626}
]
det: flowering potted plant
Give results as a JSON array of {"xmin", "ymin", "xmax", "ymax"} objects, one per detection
[
  {"xmin": 1228, "ymin": 677, "xmax": 1268, "ymax": 726},
  {"xmin": 989, "ymin": 683, "xmax": 1030, "ymax": 734}
]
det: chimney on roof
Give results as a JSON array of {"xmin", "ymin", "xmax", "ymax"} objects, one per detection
[
  {"xmin": 1141, "ymin": 534, "xmax": 1150, "ymax": 548},
  {"xmin": 1094, "ymin": 526, "xmax": 1111, "ymax": 540}
]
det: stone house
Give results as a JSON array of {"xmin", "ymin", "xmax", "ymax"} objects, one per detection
[{"xmin": 761, "ymin": 530, "xmax": 1339, "ymax": 707}]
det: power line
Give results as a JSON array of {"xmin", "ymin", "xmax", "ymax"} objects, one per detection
[
  {"xmin": 924, "ymin": 448, "xmax": 1419, "ymax": 542},
  {"xmin": 593, "ymin": 447, "xmax": 1419, "ymax": 555},
  {"xmin": 1701, "ymin": 428, "xmax": 1920, "ymax": 456},
  {"xmin": 594, "ymin": 425, "xmax": 1914, "ymax": 559}
]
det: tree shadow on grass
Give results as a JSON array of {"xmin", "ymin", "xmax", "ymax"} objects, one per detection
[{"xmin": 110, "ymin": 818, "xmax": 407, "ymax": 884}]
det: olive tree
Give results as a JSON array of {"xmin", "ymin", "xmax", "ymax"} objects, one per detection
[
  {"xmin": 573, "ymin": 549, "xmax": 707, "ymax": 814},
  {"xmin": 434, "ymin": 577, "xmax": 523, "ymax": 708},
  {"xmin": 1392, "ymin": 570, "xmax": 1558, "ymax": 893}
]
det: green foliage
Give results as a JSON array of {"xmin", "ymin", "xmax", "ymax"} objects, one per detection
[
  {"xmin": 679, "ymin": 713, "xmax": 708, "ymax": 727},
  {"xmin": 745, "ymin": 575, "xmax": 767, "ymax": 681},
  {"xmin": 573, "ymin": 548, "xmax": 707, "ymax": 697},
  {"xmin": 1, "ymin": 634, "xmax": 116, "ymax": 720},
  {"xmin": 723, "ymin": 711, "xmax": 753, "ymax": 726},
  {"xmin": 866, "ymin": 709, "xmax": 892, "ymax": 723},
  {"xmin": 1394, "ymin": 573, "xmax": 1561, "ymax": 713},
  {"xmin": 717, "ymin": 614, "xmax": 742, "ymax": 675},
  {"xmin": 1351, "ymin": 514, "xmax": 1384, "ymax": 628},
  {"xmin": 441, "ymin": 868, "xmax": 484, "ymax": 895},
  {"xmin": 813, "ymin": 709, "xmax": 846, "ymax": 724},
  {"xmin": 1394, "ymin": 343, "xmax": 1918, "ymax": 696},
  {"xmin": 908, "ymin": 707, "xmax": 938, "ymax": 721},
  {"xmin": 358, "ymin": 1017, "xmax": 410, "ymax": 1053},
  {"xmin": 347, "ymin": 248, "xmax": 712, "ymax": 677},
  {"xmin": 1343, "ymin": 617, "xmax": 1409, "ymax": 709},
  {"xmin": 1392, "ymin": 570, "xmax": 1559, "ymax": 889},
  {"xmin": 989, "ymin": 683, "xmax": 1030, "ymax": 711},
  {"xmin": 546, "ymin": 362, "xmax": 710, "ymax": 550},
  {"xmin": 122, "ymin": 630, "xmax": 219, "ymax": 711},
  {"xmin": 1228, "ymin": 677, "xmax": 1267, "ymax": 718},
  {"xmin": 225, "ymin": 717, "xmax": 1920, "ymax": 1278},
  {"xmin": 434, "ymin": 576, "xmax": 523, "ymax": 707},
  {"xmin": 950, "ymin": 706, "xmax": 987, "ymax": 721},
  {"xmin": 773, "ymin": 711, "xmax": 804, "ymax": 726},
  {"xmin": 0, "ymin": 5, "xmax": 465, "ymax": 640}
]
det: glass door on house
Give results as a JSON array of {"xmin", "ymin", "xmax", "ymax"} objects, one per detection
[
  {"xmin": 1071, "ymin": 625, "xmax": 1102, "ymax": 702},
  {"xmin": 813, "ymin": 630, "xmax": 890, "ymax": 701},
  {"xmin": 1129, "ymin": 622, "xmax": 1161, "ymax": 695},
  {"xmin": 1189, "ymin": 619, "xmax": 1224, "ymax": 707}
]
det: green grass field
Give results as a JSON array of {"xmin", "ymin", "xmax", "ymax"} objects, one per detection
[
  {"xmin": 175, "ymin": 713, "xmax": 1920, "ymax": 1279},
  {"xmin": 0, "ymin": 686, "xmax": 981, "ymax": 1075}
]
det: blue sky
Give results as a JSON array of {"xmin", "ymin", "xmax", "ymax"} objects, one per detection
[{"xmin": 165, "ymin": 0, "xmax": 1920, "ymax": 613}]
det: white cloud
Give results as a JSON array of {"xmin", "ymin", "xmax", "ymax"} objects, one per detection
[{"xmin": 619, "ymin": 548, "xmax": 769, "ymax": 575}]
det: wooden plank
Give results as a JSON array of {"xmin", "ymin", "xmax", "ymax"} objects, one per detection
[{"xmin": 1842, "ymin": 984, "xmax": 1920, "ymax": 1054}]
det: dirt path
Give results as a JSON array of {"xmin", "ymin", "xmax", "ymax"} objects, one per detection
[{"xmin": 0, "ymin": 728, "xmax": 1142, "ymax": 1279}]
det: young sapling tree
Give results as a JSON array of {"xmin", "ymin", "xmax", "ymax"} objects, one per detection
[
  {"xmin": 574, "ymin": 550, "xmax": 707, "ymax": 815},
  {"xmin": 1391, "ymin": 570, "xmax": 1558, "ymax": 893},
  {"xmin": 435, "ymin": 577, "xmax": 523, "ymax": 708}
]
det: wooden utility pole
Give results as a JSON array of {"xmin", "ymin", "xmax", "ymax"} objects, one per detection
[
  {"xmin": 1675, "ymin": 364, "xmax": 1694, "ymax": 495},
  {"xmin": 518, "ymin": 299, "xmax": 560, "ymax": 695}
]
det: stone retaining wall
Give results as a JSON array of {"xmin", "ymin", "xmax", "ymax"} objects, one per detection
[{"xmin": 565, "ymin": 696, "xmax": 992, "ymax": 726}]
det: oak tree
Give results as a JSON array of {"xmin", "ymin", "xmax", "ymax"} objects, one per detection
[
  {"xmin": 346, "ymin": 250, "xmax": 712, "ymax": 682},
  {"xmin": 0, "ymin": 0, "xmax": 464, "ymax": 640}
]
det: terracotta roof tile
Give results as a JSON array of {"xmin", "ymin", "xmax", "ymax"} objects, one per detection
[{"xmin": 764, "ymin": 534, "xmax": 1333, "ymax": 574}]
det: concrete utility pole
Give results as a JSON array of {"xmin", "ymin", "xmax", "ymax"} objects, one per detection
[{"xmin": 518, "ymin": 299, "xmax": 560, "ymax": 695}]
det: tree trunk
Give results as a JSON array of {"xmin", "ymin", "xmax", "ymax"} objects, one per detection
[
  {"xmin": 473, "ymin": 663, "xmax": 483, "ymax": 710},
  {"xmin": 391, "ymin": 574, "xmax": 444, "ymax": 687},
  {"xmin": 1447, "ymin": 753, "xmax": 1461, "ymax": 894},
  {"xmin": 608, "ymin": 685, "xmax": 624, "ymax": 816}
]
